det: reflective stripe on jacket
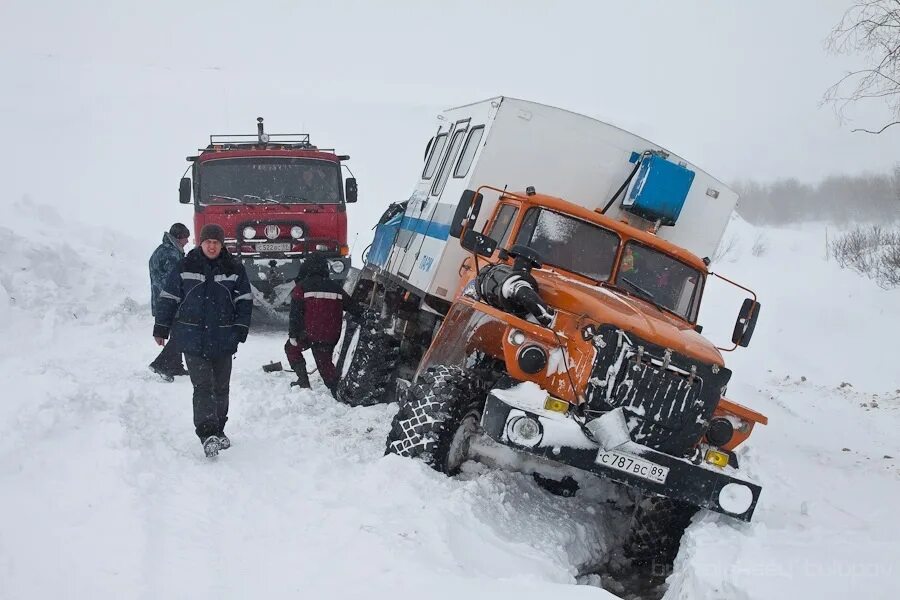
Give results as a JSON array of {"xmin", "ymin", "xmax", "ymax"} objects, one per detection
[{"xmin": 153, "ymin": 248, "xmax": 252, "ymax": 357}]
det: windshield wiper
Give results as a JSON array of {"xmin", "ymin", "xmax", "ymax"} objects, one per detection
[
  {"xmin": 208, "ymin": 193, "xmax": 245, "ymax": 204},
  {"xmin": 619, "ymin": 276, "xmax": 656, "ymax": 301},
  {"xmin": 278, "ymin": 194, "xmax": 310, "ymax": 203},
  {"xmin": 615, "ymin": 277, "xmax": 668, "ymax": 318}
]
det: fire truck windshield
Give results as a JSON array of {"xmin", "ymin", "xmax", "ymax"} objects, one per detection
[{"xmin": 198, "ymin": 157, "xmax": 342, "ymax": 205}]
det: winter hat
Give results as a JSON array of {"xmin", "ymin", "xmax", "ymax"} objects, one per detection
[
  {"xmin": 169, "ymin": 222, "xmax": 190, "ymax": 239},
  {"xmin": 199, "ymin": 224, "xmax": 225, "ymax": 244}
]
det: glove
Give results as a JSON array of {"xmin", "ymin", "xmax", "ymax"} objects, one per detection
[
  {"xmin": 289, "ymin": 337, "xmax": 298, "ymax": 347},
  {"xmin": 152, "ymin": 323, "xmax": 170, "ymax": 339}
]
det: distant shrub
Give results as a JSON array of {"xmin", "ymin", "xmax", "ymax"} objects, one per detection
[
  {"xmin": 831, "ymin": 225, "xmax": 900, "ymax": 288},
  {"xmin": 751, "ymin": 234, "xmax": 768, "ymax": 257},
  {"xmin": 712, "ymin": 234, "xmax": 740, "ymax": 263}
]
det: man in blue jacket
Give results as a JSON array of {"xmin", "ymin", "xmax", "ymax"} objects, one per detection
[
  {"xmin": 153, "ymin": 224, "xmax": 252, "ymax": 457},
  {"xmin": 148, "ymin": 223, "xmax": 190, "ymax": 381}
]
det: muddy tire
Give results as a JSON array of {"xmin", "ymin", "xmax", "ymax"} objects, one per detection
[
  {"xmin": 385, "ymin": 365, "xmax": 484, "ymax": 474},
  {"xmin": 335, "ymin": 309, "xmax": 400, "ymax": 407},
  {"xmin": 622, "ymin": 495, "xmax": 698, "ymax": 568}
]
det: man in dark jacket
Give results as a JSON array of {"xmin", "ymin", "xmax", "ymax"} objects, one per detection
[
  {"xmin": 148, "ymin": 223, "xmax": 191, "ymax": 380},
  {"xmin": 153, "ymin": 224, "xmax": 252, "ymax": 457},
  {"xmin": 285, "ymin": 254, "xmax": 356, "ymax": 397}
]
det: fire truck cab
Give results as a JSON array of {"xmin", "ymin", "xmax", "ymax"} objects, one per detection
[{"xmin": 178, "ymin": 117, "xmax": 357, "ymax": 308}]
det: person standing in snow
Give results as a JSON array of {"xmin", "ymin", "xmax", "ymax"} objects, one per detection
[
  {"xmin": 148, "ymin": 223, "xmax": 191, "ymax": 381},
  {"xmin": 153, "ymin": 224, "xmax": 252, "ymax": 457},
  {"xmin": 285, "ymin": 254, "xmax": 357, "ymax": 397}
]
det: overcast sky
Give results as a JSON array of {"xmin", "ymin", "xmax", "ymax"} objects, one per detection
[{"xmin": 1, "ymin": 0, "xmax": 896, "ymax": 246}]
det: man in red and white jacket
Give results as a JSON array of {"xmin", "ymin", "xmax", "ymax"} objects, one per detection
[{"xmin": 285, "ymin": 254, "xmax": 358, "ymax": 396}]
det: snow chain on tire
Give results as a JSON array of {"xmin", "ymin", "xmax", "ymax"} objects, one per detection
[
  {"xmin": 384, "ymin": 365, "xmax": 484, "ymax": 474},
  {"xmin": 622, "ymin": 495, "xmax": 698, "ymax": 568},
  {"xmin": 335, "ymin": 309, "xmax": 400, "ymax": 407}
]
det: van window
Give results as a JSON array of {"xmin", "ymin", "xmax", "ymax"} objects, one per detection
[
  {"xmin": 422, "ymin": 133, "xmax": 448, "ymax": 180},
  {"xmin": 453, "ymin": 125, "xmax": 485, "ymax": 178},
  {"xmin": 431, "ymin": 128, "xmax": 466, "ymax": 196},
  {"xmin": 484, "ymin": 204, "xmax": 518, "ymax": 249}
]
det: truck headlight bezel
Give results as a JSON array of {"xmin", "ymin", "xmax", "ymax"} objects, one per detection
[{"xmin": 517, "ymin": 345, "xmax": 547, "ymax": 374}]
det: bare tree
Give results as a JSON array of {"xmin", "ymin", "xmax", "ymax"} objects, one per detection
[{"xmin": 824, "ymin": 1, "xmax": 900, "ymax": 134}]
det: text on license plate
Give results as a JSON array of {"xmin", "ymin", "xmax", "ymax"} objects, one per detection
[
  {"xmin": 596, "ymin": 450, "xmax": 669, "ymax": 483},
  {"xmin": 256, "ymin": 242, "xmax": 291, "ymax": 252}
]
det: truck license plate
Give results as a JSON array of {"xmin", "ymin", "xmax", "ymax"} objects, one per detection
[
  {"xmin": 596, "ymin": 450, "xmax": 669, "ymax": 483},
  {"xmin": 256, "ymin": 242, "xmax": 291, "ymax": 252}
]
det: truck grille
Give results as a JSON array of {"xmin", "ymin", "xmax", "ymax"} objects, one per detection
[{"xmin": 585, "ymin": 325, "xmax": 730, "ymax": 455}]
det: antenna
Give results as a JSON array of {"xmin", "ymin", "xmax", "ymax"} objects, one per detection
[{"xmin": 257, "ymin": 117, "xmax": 269, "ymax": 145}]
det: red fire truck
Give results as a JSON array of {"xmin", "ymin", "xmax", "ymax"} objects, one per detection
[{"xmin": 178, "ymin": 117, "xmax": 357, "ymax": 308}]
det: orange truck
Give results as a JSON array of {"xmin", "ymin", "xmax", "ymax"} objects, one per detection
[{"xmin": 340, "ymin": 98, "xmax": 765, "ymax": 566}]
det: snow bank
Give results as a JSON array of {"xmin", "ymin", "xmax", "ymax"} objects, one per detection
[
  {"xmin": 668, "ymin": 216, "xmax": 900, "ymax": 599},
  {"xmin": 1, "ymin": 202, "xmax": 897, "ymax": 600},
  {"xmin": 0, "ymin": 201, "xmax": 620, "ymax": 599}
]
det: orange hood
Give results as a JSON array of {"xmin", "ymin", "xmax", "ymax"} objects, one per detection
[{"xmin": 532, "ymin": 269, "xmax": 724, "ymax": 366}]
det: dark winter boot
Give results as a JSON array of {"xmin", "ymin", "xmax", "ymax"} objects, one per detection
[
  {"xmin": 218, "ymin": 433, "xmax": 231, "ymax": 451},
  {"xmin": 149, "ymin": 364, "xmax": 175, "ymax": 383},
  {"xmin": 202, "ymin": 435, "xmax": 223, "ymax": 457},
  {"xmin": 290, "ymin": 364, "xmax": 311, "ymax": 388}
]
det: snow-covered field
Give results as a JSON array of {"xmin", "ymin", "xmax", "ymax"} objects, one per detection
[{"xmin": 1, "ymin": 201, "xmax": 898, "ymax": 599}]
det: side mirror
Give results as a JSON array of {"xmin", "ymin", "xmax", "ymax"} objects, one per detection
[
  {"xmin": 460, "ymin": 229, "xmax": 498, "ymax": 257},
  {"xmin": 345, "ymin": 178, "xmax": 358, "ymax": 203},
  {"xmin": 450, "ymin": 189, "xmax": 483, "ymax": 238},
  {"xmin": 179, "ymin": 177, "xmax": 192, "ymax": 204},
  {"xmin": 732, "ymin": 299, "xmax": 761, "ymax": 347}
]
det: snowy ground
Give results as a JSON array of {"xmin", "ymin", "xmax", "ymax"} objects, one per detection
[{"xmin": 1, "ymin": 202, "xmax": 898, "ymax": 599}]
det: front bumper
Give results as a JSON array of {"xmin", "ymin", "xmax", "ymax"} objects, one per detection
[
  {"xmin": 242, "ymin": 256, "xmax": 351, "ymax": 283},
  {"xmin": 480, "ymin": 391, "xmax": 762, "ymax": 521}
]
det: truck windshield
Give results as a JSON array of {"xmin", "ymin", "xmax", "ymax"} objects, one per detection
[
  {"xmin": 616, "ymin": 241, "xmax": 703, "ymax": 322},
  {"xmin": 515, "ymin": 208, "xmax": 620, "ymax": 282},
  {"xmin": 198, "ymin": 158, "xmax": 341, "ymax": 205}
]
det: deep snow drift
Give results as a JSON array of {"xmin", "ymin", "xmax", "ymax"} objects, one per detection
[{"xmin": 1, "ymin": 201, "xmax": 898, "ymax": 599}]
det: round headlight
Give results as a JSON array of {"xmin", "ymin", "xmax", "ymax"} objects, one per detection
[
  {"xmin": 290, "ymin": 225, "xmax": 304, "ymax": 239},
  {"xmin": 329, "ymin": 260, "xmax": 346, "ymax": 274},
  {"xmin": 242, "ymin": 226, "xmax": 256, "ymax": 239},
  {"xmin": 718, "ymin": 483, "xmax": 753, "ymax": 515},
  {"xmin": 508, "ymin": 329, "xmax": 526, "ymax": 346},
  {"xmin": 517, "ymin": 345, "xmax": 547, "ymax": 374},
  {"xmin": 706, "ymin": 417, "xmax": 735, "ymax": 447},
  {"xmin": 506, "ymin": 416, "xmax": 543, "ymax": 447},
  {"xmin": 264, "ymin": 225, "xmax": 280, "ymax": 239}
]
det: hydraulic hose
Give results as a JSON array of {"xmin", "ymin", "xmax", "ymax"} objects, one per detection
[{"xmin": 599, "ymin": 152, "xmax": 648, "ymax": 215}]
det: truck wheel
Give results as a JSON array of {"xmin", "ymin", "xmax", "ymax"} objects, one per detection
[
  {"xmin": 384, "ymin": 365, "xmax": 484, "ymax": 474},
  {"xmin": 335, "ymin": 310, "xmax": 400, "ymax": 407},
  {"xmin": 622, "ymin": 495, "xmax": 698, "ymax": 568}
]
